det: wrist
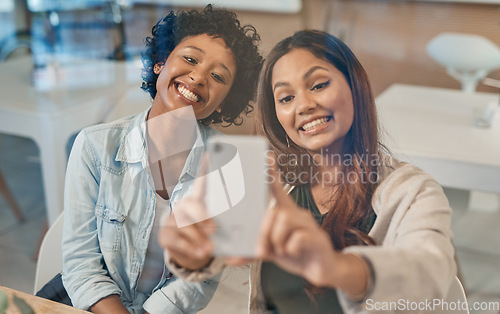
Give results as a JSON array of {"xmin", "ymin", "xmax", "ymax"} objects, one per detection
[
  {"xmin": 170, "ymin": 256, "xmax": 214, "ymax": 271},
  {"xmin": 185, "ymin": 256, "xmax": 214, "ymax": 271},
  {"xmin": 332, "ymin": 253, "xmax": 371, "ymax": 300}
]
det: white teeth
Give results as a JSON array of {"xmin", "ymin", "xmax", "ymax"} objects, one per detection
[
  {"xmin": 301, "ymin": 117, "xmax": 329, "ymax": 131},
  {"xmin": 177, "ymin": 85, "xmax": 200, "ymax": 102}
]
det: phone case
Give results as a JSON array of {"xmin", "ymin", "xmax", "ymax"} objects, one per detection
[{"xmin": 205, "ymin": 135, "xmax": 269, "ymax": 257}]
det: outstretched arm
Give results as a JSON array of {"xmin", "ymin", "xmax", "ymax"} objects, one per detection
[{"xmin": 256, "ymin": 172, "xmax": 371, "ymax": 298}]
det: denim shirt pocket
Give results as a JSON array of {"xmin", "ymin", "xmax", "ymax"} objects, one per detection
[{"xmin": 95, "ymin": 204, "xmax": 127, "ymax": 251}]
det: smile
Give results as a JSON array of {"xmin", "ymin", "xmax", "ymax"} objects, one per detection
[
  {"xmin": 299, "ymin": 116, "xmax": 332, "ymax": 132},
  {"xmin": 175, "ymin": 83, "xmax": 202, "ymax": 103}
]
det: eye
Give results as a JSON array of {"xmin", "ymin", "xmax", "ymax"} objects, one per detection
[
  {"xmin": 183, "ymin": 56, "xmax": 197, "ymax": 64},
  {"xmin": 311, "ymin": 80, "xmax": 330, "ymax": 91},
  {"xmin": 211, "ymin": 73, "xmax": 226, "ymax": 84},
  {"xmin": 278, "ymin": 95, "xmax": 294, "ymax": 104}
]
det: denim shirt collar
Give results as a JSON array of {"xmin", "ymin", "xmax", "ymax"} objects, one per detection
[
  {"xmin": 115, "ymin": 109, "xmax": 149, "ymax": 165},
  {"xmin": 180, "ymin": 128, "xmax": 210, "ymax": 181}
]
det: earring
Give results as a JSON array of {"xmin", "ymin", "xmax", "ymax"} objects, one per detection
[
  {"xmin": 285, "ymin": 135, "xmax": 297, "ymax": 166},
  {"xmin": 154, "ymin": 64, "xmax": 162, "ymax": 74}
]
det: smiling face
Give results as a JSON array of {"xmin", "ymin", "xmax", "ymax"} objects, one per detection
[
  {"xmin": 149, "ymin": 34, "xmax": 236, "ymax": 120},
  {"xmin": 272, "ymin": 48, "xmax": 354, "ymax": 154}
]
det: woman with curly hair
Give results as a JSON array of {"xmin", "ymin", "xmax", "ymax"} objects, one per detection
[
  {"xmin": 160, "ymin": 30, "xmax": 455, "ymax": 314},
  {"xmin": 61, "ymin": 5, "xmax": 262, "ymax": 313}
]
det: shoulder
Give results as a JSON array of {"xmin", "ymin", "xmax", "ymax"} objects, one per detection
[
  {"xmin": 81, "ymin": 114, "xmax": 137, "ymax": 143},
  {"xmin": 373, "ymin": 154, "xmax": 448, "ymax": 213},
  {"xmin": 377, "ymin": 154, "xmax": 439, "ymax": 190},
  {"xmin": 73, "ymin": 111, "xmax": 147, "ymax": 164}
]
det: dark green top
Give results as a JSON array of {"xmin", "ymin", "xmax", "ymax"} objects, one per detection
[{"xmin": 261, "ymin": 184, "xmax": 376, "ymax": 314}]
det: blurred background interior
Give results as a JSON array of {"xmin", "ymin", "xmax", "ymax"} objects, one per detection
[{"xmin": 0, "ymin": 0, "xmax": 499, "ymax": 313}]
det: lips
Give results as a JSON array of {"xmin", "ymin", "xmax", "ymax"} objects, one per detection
[
  {"xmin": 174, "ymin": 82, "xmax": 203, "ymax": 104},
  {"xmin": 298, "ymin": 116, "xmax": 333, "ymax": 132}
]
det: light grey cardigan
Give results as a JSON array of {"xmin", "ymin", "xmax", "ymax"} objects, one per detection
[{"xmin": 166, "ymin": 157, "xmax": 456, "ymax": 313}]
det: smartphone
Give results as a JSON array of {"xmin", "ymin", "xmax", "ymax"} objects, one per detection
[{"xmin": 204, "ymin": 135, "xmax": 269, "ymax": 257}]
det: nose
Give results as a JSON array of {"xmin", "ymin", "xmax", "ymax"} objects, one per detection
[
  {"xmin": 189, "ymin": 68, "xmax": 206, "ymax": 86},
  {"xmin": 296, "ymin": 93, "xmax": 317, "ymax": 115}
]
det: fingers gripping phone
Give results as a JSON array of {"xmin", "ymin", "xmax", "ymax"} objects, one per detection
[{"xmin": 204, "ymin": 135, "xmax": 269, "ymax": 257}]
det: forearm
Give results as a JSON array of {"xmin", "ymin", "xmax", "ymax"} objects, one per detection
[
  {"xmin": 344, "ymin": 244, "xmax": 455, "ymax": 302},
  {"xmin": 143, "ymin": 273, "xmax": 222, "ymax": 313},
  {"xmin": 90, "ymin": 294, "xmax": 129, "ymax": 314}
]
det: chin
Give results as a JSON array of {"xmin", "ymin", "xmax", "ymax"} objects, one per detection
[
  {"xmin": 193, "ymin": 111, "xmax": 210, "ymax": 121},
  {"xmin": 304, "ymin": 145, "xmax": 326, "ymax": 154}
]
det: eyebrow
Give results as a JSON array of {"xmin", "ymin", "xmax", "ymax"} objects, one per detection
[
  {"xmin": 185, "ymin": 45, "xmax": 204, "ymax": 53},
  {"xmin": 304, "ymin": 66, "xmax": 328, "ymax": 80},
  {"xmin": 273, "ymin": 65, "xmax": 329, "ymax": 91},
  {"xmin": 184, "ymin": 45, "xmax": 233, "ymax": 80}
]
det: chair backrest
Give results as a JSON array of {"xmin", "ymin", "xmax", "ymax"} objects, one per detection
[
  {"xmin": 441, "ymin": 276, "xmax": 469, "ymax": 314},
  {"xmin": 34, "ymin": 212, "xmax": 64, "ymax": 294},
  {"xmin": 427, "ymin": 32, "xmax": 500, "ymax": 93},
  {"xmin": 427, "ymin": 32, "xmax": 500, "ymax": 73}
]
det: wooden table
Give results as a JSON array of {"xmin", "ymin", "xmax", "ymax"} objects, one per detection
[{"xmin": 0, "ymin": 286, "xmax": 88, "ymax": 313}]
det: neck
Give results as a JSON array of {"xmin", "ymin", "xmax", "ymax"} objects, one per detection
[
  {"xmin": 308, "ymin": 145, "xmax": 353, "ymax": 188},
  {"xmin": 146, "ymin": 106, "xmax": 200, "ymax": 155},
  {"xmin": 310, "ymin": 146, "xmax": 343, "ymax": 168}
]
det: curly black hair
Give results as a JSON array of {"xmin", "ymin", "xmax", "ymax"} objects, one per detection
[{"xmin": 141, "ymin": 4, "xmax": 263, "ymax": 126}]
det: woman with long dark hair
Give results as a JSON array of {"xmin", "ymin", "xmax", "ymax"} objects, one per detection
[{"xmin": 160, "ymin": 30, "xmax": 455, "ymax": 313}]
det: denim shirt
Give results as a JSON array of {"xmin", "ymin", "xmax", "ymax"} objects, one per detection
[{"xmin": 62, "ymin": 109, "xmax": 220, "ymax": 313}]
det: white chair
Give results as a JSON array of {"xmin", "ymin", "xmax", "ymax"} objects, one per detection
[
  {"xmin": 34, "ymin": 212, "xmax": 64, "ymax": 294},
  {"xmin": 427, "ymin": 32, "xmax": 500, "ymax": 93}
]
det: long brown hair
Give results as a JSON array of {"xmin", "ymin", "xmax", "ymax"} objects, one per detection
[{"xmin": 256, "ymin": 30, "xmax": 382, "ymax": 250}]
